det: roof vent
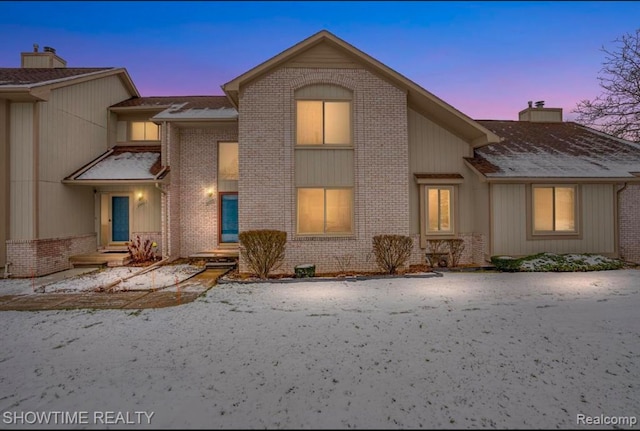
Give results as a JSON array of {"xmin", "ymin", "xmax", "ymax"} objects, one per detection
[
  {"xmin": 33, "ymin": 43, "xmax": 39, "ymax": 53},
  {"xmin": 535, "ymin": 100, "xmax": 545, "ymax": 108},
  {"xmin": 43, "ymin": 46, "xmax": 56, "ymax": 54},
  {"xmin": 527, "ymin": 101, "xmax": 533, "ymax": 108}
]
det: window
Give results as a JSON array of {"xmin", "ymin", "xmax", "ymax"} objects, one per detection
[
  {"xmin": 296, "ymin": 100, "xmax": 351, "ymax": 145},
  {"xmin": 297, "ymin": 188, "xmax": 353, "ymax": 235},
  {"xmin": 218, "ymin": 142, "xmax": 238, "ymax": 181},
  {"xmin": 131, "ymin": 121, "xmax": 160, "ymax": 141},
  {"xmin": 532, "ymin": 185, "xmax": 577, "ymax": 233},
  {"xmin": 426, "ymin": 186, "xmax": 454, "ymax": 234}
]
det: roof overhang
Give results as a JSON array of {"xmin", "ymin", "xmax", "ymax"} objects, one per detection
[
  {"xmin": 0, "ymin": 68, "xmax": 139, "ymax": 102},
  {"xmin": 222, "ymin": 30, "xmax": 500, "ymax": 146},
  {"xmin": 463, "ymin": 159, "xmax": 640, "ymax": 183},
  {"xmin": 63, "ymin": 146, "xmax": 167, "ymax": 186}
]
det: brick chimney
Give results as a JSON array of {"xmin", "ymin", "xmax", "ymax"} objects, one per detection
[
  {"xmin": 518, "ymin": 100, "xmax": 563, "ymax": 122},
  {"xmin": 21, "ymin": 44, "xmax": 67, "ymax": 68}
]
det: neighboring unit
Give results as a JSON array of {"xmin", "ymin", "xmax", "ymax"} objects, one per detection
[{"xmin": 1, "ymin": 32, "xmax": 639, "ymax": 277}]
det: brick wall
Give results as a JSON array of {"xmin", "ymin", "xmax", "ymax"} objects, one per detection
[
  {"xmin": 177, "ymin": 126, "xmax": 238, "ymax": 257},
  {"xmin": 7, "ymin": 233, "xmax": 96, "ymax": 277},
  {"xmin": 619, "ymin": 183, "xmax": 640, "ymax": 264},
  {"xmin": 238, "ymin": 67, "xmax": 410, "ymax": 274}
]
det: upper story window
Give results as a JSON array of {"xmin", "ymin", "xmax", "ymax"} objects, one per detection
[
  {"xmin": 131, "ymin": 121, "xmax": 160, "ymax": 141},
  {"xmin": 296, "ymin": 100, "xmax": 351, "ymax": 146},
  {"xmin": 532, "ymin": 185, "xmax": 578, "ymax": 234}
]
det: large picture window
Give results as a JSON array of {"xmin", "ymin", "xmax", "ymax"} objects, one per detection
[
  {"xmin": 297, "ymin": 188, "xmax": 353, "ymax": 235},
  {"xmin": 532, "ymin": 185, "xmax": 577, "ymax": 233},
  {"xmin": 131, "ymin": 121, "xmax": 160, "ymax": 141},
  {"xmin": 426, "ymin": 186, "xmax": 454, "ymax": 234},
  {"xmin": 296, "ymin": 101, "xmax": 351, "ymax": 146}
]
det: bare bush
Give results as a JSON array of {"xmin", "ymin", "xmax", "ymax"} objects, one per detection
[
  {"xmin": 127, "ymin": 235, "xmax": 158, "ymax": 264},
  {"xmin": 372, "ymin": 235, "xmax": 413, "ymax": 274},
  {"xmin": 448, "ymin": 238, "xmax": 466, "ymax": 267},
  {"xmin": 239, "ymin": 230, "xmax": 287, "ymax": 279}
]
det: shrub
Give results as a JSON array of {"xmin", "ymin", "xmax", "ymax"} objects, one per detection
[
  {"xmin": 490, "ymin": 255, "xmax": 522, "ymax": 272},
  {"xmin": 239, "ymin": 230, "xmax": 287, "ymax": 279},
  {"xmin": 127, "ymin": 235, "xmax": 158, "ymax": 264},
  {"xmin": 372, "ymin": 234, "xmax": 414, "ymax": 274},
  {"xmin": 448, "ymin": 239, "xmax": 466, "ymax": 268}
]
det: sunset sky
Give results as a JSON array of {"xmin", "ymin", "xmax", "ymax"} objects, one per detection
[{"xmin": 1, "ymin": 1, "xmax": 639, "ymax": 121}]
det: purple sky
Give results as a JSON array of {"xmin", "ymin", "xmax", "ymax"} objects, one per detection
[{"xmin": 2, "ymin": 1, "xmax": 639, "ymax": 121}]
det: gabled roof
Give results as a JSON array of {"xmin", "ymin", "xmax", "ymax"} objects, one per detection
[
  {"xmin": 465, "ymin": 121, "xmax": 640, "ymax": 181},
  {"xmin": 63, "ymin": 146, "xmax": 168, "ymax": 185},
  {"xmin": 222, "ymin": 30, "xmax": 500, "ymax": 146},
  {"xmin": 0, "ymin": 67, "xmax": 138, "ymax": 101}
]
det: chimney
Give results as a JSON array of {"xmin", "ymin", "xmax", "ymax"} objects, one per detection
[
  {"xmin": 519, "ymin": 100, "xmax": 562, "ymax": 122},
  {"xmin": 21, "ymin": 44, "xmax": 67, "ymax": 68}
]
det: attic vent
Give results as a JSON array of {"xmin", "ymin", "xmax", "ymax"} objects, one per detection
[
  {"xmin": 535, "ymin": 100, "xmax": 545, "ymax": 108},
  {"xmin": 43, "ymin": 46, "xmax": 56, "ymax": 54}
]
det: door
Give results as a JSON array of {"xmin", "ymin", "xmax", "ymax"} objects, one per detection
[
  {"xmin": 219, "ymin": 192, "xmax": 238, "ymax": 243},
  {"xmin": 111, "ymin": 195, "xmax": 130, "ymax": 243}
]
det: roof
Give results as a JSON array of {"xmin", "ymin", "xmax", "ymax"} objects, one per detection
[
  {"xmin": 64, "ymin": 146, "xmax": 168, "ymax": 185},
  {"xmin": 222, "ymin": 30, "xmax": 499, "ymax": 146},
  {"xmin": 0, "ymin": 67, "xmax": 139, "ymax": 101},
  {"xmin": 112, "ymin": 96, "xmax": 238, "ymax": 121},
  {"xmin": 0, "ymin": 67, "xmax": 113, "ymax": 86},
  {"xmin": 465, "ymin": 121, "xmax": 640, "ymax": 180}
]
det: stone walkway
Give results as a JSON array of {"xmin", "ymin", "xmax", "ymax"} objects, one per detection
[{"xmin": 0, "ymin": 268, "xmax": 227, "ymax": 311}]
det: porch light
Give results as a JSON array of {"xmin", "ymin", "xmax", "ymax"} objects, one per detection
[
  {"xmin": 137, "ymin": 192, "xmax": 146, "ymax": 205},
  {"xmin": 206, "ymin": 188, "xmax": 214, "ymax": 198}
]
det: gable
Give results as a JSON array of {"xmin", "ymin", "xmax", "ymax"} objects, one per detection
[{"xmin": 284, "ymin": 41, "xmax": 360, "ymax": 69}]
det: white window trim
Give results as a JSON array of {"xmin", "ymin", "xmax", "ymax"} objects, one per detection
[
  {"xmin": 130, "ymin": 121, "xmax": 161, "ymax": 142},
  {"xmin": 417, "ymin": 182, "xmax": 461, "ymax": 248}
]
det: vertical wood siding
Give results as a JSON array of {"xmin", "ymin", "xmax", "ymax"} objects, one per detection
[
  {"xmin": 9, "ymin": 103, "xmax": 34, "ymax": 239},
  {"xmin": 37, "ymin": 75, "xmax": 132, "ymax": 238},
  {"xmin": 95, "ymin": 185, "xmax": 161, "ymax": 245},
  {"xmin": 285, "ymin": 43, "xmax": 359, "ymax": 68},
  {"xmin": 491, "ymin": 183, "xmax": 615, "ymax": 256},
  {"xmin": 295, "ymin": 149, "xmax": 354, "ymax": 186},
  {"xmin": 407, "ymin": 108, "xmax": 477, "ymax": 234},
  {"xmin": 0, "ymin": 100, "xmax": 8, "ymax": 264}
]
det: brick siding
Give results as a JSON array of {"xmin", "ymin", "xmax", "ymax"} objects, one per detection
[
  {"xmin": 619, "ymin": 183, "xmax": 640, "ymax": 264},
  {"xmin": 7, "ymin": 233, "xmax": 96, "ymax": 277},
  {"xmin": 238, "ymin": 67, "xmax": 410, "ymax": 273}
]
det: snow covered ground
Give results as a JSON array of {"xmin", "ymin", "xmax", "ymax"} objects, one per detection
[
  {"xmin": 0, "ymin": 269, "xmax": 639, "ymax": 429},
  {"xmin": 0, "ymin": 264, "xmax": 202, "ymax": 295}
]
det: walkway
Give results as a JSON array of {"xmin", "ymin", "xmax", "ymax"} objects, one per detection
[{"xmin": 0, "ymin": 268, "xmax": 227, "ymax": 311}]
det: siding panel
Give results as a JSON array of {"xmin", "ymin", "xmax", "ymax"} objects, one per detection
[
  {"xmin": 9, "ymin": 103, "xmax": 34, "ymax": 239},
  {"xmin": 492, "ymin": 183, "xmax": 615, "ymax": 256}
]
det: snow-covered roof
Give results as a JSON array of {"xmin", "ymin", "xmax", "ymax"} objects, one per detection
[
  {"xmin": 64, "ymin": 146, "xmax": 166, "ymax": 183},
  {"xmin": 466, "ymin": 121, "xmax": 640, "ymax": 179},
  {"xmin": 111, "ymin": 96, "xmax": 238, "ymax": 120},
  {"xmin": 152, "ymin": 104, "xmax": 238, "ymax": 120}
]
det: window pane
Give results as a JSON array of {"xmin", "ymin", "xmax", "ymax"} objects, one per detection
[
  {"xmin": 326, "ymin": 189, "xmax": 353, "ymax": 233},
  {"xmin": 144, "ymin": 122, "xmax": 159, "ymax": 141},
  {"xmin": 298, "ymin": 188, "xmax": 324, "ymax": 234},
  {"xmin": 427, "ymin": 189, "xmax": 440, "ymax": 232},
  {"xmin": 131, "ymin": 122, "xmax": 145, "ymax": 141},
  {"xmin": 219, "ymin": 142, "xmax": 239, "ymax": 180},
  {"xmin": 439, "ymin": 189, "xmax": 451, "ymax": 231},
  {"xmin": 297, "ymin": 101, "xmax": 323, "ymax": 145},
  {"xmin": 324, "ymin": 102, "xmax": 351, "ymax": 145},
  {"xmin": 534, "ymin": 187, "xmax": 554, "ymax": 231},
  {"xmin": 555, "ymin": 187, "xmax": 575, "ymax": 231}
]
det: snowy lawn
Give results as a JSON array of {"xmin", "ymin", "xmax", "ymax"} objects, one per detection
[
  {"xmin": 0, "ymin": 270, "xmax": 639, "ymax": 429},
  {"xmin": 0, "ymin": 264, "xmax": 203, "ymax": 295}
]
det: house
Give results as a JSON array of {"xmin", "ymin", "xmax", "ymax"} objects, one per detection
[
  {"xmin": 0, "ymin": 46, "xmax": 139, "ymax": 277},
  {"xmin": 2, "ymin": 31, "xmax": 639, "ymax": 277}
]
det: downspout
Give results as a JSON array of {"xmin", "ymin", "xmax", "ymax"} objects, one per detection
[
  {"xmin": 615, "ymin": 182, "xmax": 628, "ymax": 261},
  {"xmin": 3, "ymin": 262, "xmax": 11, "ymax": 279}
]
